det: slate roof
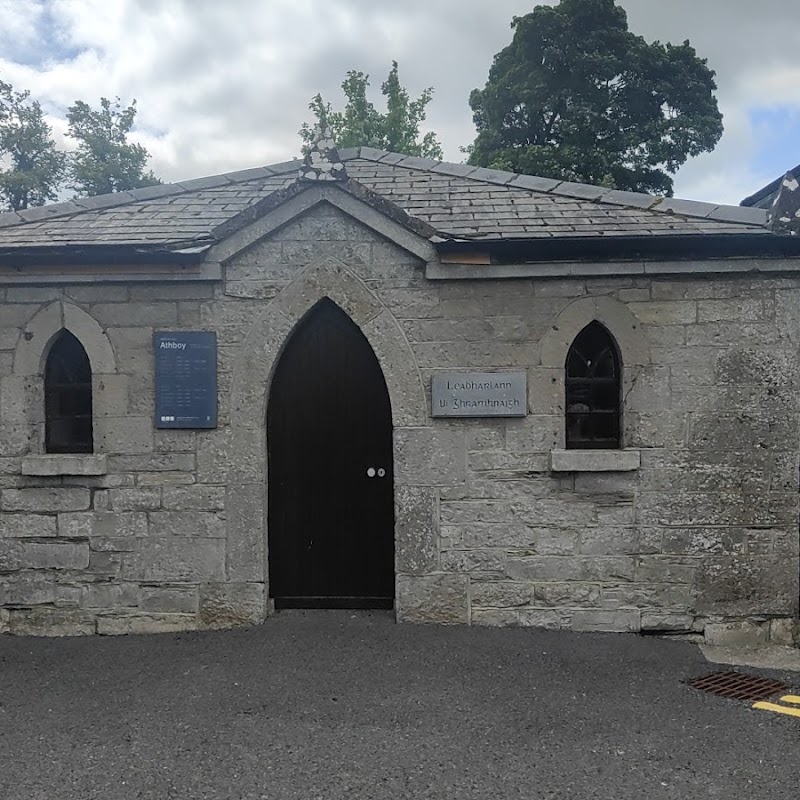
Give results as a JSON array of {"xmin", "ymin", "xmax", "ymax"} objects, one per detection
[{"xmin": 0, "ymin": 147, "xmax": 771, "ymax": 253}]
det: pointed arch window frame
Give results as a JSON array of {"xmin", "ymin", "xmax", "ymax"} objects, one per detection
[
  {"xmin": 13, "ymin": 301, "xmax": 116, "ymax": 476},
  {"xmin": 539, "ymin": 296, "xmax": 646, "ymax": 473},
  {"xmin": 565, "ymin": 321, "xmax": 623, "ymax": 450}
]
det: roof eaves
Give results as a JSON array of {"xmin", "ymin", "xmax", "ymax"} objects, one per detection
[
  {"xmin": 0, "ymin": 240, "xmax": 213, "ymax": 266},
  {"xmin": 434, "ymin": 231, "xmax": 800, "ymax": 262}
]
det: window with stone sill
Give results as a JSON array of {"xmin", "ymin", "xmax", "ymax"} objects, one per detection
[
  {"xmin": 565, "ymin": 321, "xmax": 621, "ymax": 450},
  {"xmin": 44, "ymin": 329, "xmax": 94, "ymax": 454}
]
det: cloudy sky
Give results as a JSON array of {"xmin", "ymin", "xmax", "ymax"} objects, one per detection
[{"xmin": 1, "ymin": 0, "xmax": 798, "ymax": 205}]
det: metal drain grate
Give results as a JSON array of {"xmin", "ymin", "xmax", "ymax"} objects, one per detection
[{"xmin": 686, "ymin": 671, "xmax": 789, "ymax": 701}]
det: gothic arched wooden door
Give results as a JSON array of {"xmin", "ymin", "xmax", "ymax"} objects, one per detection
[{"xmin": 267, "ymin": 299, "xmax": 395, "ymax": 608}]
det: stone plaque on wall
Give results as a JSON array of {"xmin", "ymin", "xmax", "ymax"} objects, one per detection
[{"xmin": 431, "ymin": 372, "xmax": 527, "ymax": 418}]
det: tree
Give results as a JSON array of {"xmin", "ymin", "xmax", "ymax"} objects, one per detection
[
  {"xmin": 468, "ymin": 0, "xmax": 724, "ymax": 195},
  {"xmin": 66, "ymin": 97, "xmax": 159, "ymax": 196},
  {"xmin": 300, "ymin": 62, "xmax": 443, "ymax": 159},
  {"xmin": 0, "ymin": 80, "xmax": 66, "ymax": 211}
]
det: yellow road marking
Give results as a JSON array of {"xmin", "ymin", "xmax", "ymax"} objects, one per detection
[
  {"xmin": 753, "ymin": 701, "xmax": 800, "ymax": 719},
  {"xmin": 779, "ymin": 695, "xmax": 800, "ymax": 706}
]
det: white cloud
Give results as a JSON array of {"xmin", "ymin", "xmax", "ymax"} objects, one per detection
[
  {"xmin": 0, "ymin": 0, "xmax": 798, "ymax": 204},
  {"xmin": 0, "ymin": 0, "xmax": 45, "ymax": 55}
]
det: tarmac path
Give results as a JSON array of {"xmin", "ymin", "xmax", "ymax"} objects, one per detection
[{"xmin": 1, "ymin": 611, "xmax": 798, "ymax": 799}]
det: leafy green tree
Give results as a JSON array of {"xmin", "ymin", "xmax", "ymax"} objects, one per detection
[
  {"xmin": 66, "ymin": 97, "xmax": 159, "ymax": 196},
  {"xmin": 0, "ymin": 80, "xmax": 66, "ymax": 211},
  {"xmin": 468, "ymin": 0, "xmax": 724, "ymax": 195},
  {"xmin": 300, "ymin": 62, "xmax": 443, "ymax": 159}
]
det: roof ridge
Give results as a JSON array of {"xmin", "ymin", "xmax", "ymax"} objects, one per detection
[
  {"xmin": 346, "ymin": 147, "xmax": 768, "ymax": 228},
  {"xmin": 0, "ymin": 147, "xmax": 768, "ymax": 232}
]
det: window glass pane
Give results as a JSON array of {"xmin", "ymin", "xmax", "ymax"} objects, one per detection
[
  {"xmin": 566, "ymin": 350, "xmax": 590, "ymax": 378},
  {"xmin": 592, "ymin": 382, "xmax": 619, "ymax": 411},
  {"xmin": 565, "ymin": 322, "xmax": 621, "ymax": 449},
  {"xmin": 45, "ymin": 331, "xmax": 93, "ymax": 454},
  {"xmin": 594, "ymin": 349, "xmax": 616, "ymax": 378}
]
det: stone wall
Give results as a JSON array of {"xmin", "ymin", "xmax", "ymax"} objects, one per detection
[
  {"xmin": 423, "ymin": 278, "xmax": 800, "ymax": 640},
  {"xmin": 0, "ymin": 201, "xmax": 798, "ymax": 641}
]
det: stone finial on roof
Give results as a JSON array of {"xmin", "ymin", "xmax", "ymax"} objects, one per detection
[
  {"xmin": 299, "ymin": 126, "xmax": 347, "ymax": 182},
  {"xmin": 768, "ymin": 172, "xmax": 800, "ymax": 235}
]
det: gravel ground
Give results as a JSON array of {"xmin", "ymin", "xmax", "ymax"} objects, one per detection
[{"xmin": 1, "ymin": 611, "xmax": 798, "ymax": 799}]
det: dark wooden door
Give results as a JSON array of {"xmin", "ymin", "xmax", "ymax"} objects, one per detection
[{"xmin": 267, "ymin": 299, "xmax": 394, "ymax": 608}]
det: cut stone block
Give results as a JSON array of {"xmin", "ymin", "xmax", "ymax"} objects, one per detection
[
  {"xmin": 550, "ymin": 449, "xmax": 641, "ymax": 472},
  {"xmin": 21, "ymin": 455, "xmax": 107, "ymax": 476}
]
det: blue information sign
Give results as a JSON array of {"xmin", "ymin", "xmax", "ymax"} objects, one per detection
[{"xmin": 154, "ymin": 331, "xmax": 217, "ymax": 429}]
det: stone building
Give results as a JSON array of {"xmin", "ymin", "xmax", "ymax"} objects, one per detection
[{"xmin": 1, "ymin": 142, "xmax": 799, "ymax": 643}]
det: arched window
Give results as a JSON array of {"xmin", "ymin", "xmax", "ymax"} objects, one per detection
[
  {"xmin": 45, "ymin": 330, "xmax": 93, "ymax": 454},
  {"xmin": 565, "ymin": 322, "xmax": 621, "ymax": 450}
]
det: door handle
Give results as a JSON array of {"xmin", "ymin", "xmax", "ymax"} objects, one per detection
[{"xmin": 366, "ymin": 467, "xmax": 388, "ymax": 478}]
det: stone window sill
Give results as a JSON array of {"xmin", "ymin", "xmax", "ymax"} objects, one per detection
[
  {"xmin": 550, "ymin": 449, "xmax": 640, "ymax": 473},
  {"xmin": 22, "ymin": 454, "xmax": 108, "ymax": 476}
]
